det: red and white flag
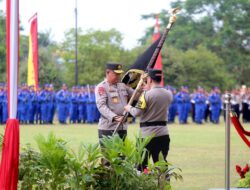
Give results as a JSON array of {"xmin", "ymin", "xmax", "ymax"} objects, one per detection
[
  {"xmin": 0, "ymin": 0, "xmax": 20, "ymax": 189},
  {"xmin": 152, "ymin": 15, "xmax": 164, "ymax": 86}
]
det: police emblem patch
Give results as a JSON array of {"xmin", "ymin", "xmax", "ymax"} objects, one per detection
[
  {"xmin": 136, "ymin": 92, "xmax": 147, "ymax": 109},
  {"xmin": 98, "ymin": 87, "xmax": 105, "ymax": 96},
  {"xmin": 112, "ymin": 97, "xmax": 119, "ymax": 103}
]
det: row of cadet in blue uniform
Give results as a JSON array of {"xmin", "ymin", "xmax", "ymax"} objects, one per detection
[
  {"xmin": 0, "ymin": 83, "xmax": 100, "ymax": 124},
  {"xmin": 167, "ymin": 86, "xmax": 222, "ymax": 124},
  {"xmin": 0, "ymin": 83, "xmax": 225, "ymax": 125}
]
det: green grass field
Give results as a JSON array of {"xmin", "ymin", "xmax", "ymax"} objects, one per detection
[{"xmin": 0, "ymin": 120, "xmax": 250, "ymax": 190}]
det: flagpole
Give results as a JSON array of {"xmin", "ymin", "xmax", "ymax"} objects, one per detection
[
  {"xmin": 75, "ymin": 0, "xmax": 78, "ymax": 85},
  {"xmin": 113, "ymin": 8, "xmax": 180, "ymax": 135},
  {"xmin": 152, "ymin": 14, "xmax": 164, "ymax": 86},
  {"xmin": 0, "ymin": 0, "xmax": 20, "ymax": 189},
  {"xmin": 9, "ymin": 0, "xmax": 18, "ymax": 118},
  {"xmin": 225, "ymin": 93, "xmax": 231, "ymax": 190}
]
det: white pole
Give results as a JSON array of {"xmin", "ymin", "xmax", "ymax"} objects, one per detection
[
  {"xmin": 74, "ymin": 0, "xmax": 78, "ymax": 85},
  {"xmin": 9, "ymin": 0, "xmax": 18, "ymax": 119},
  {"xmin": 225, "ymin": 93, "xmax": 231, "ymax": 190}
]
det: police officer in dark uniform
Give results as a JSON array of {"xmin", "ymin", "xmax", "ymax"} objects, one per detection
[
  {"xmin": 124, "ymin": 69, "xmax": 173, "ymax": 170},
  {"xmin": 95, "ymin": 63, "xmax": 133, "ymax": 145}
]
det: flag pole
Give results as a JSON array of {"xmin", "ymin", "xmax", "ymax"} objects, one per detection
[
  {"xmin": 0, "ymin": 0, "xmax": 20, "ymax": 189},
  {"xmin": 224, "ymin": 93, "xmax": 231, "ymax": 190},
  {"xmin": 152, "ymin": 14, "xmax": 164, "ymax": 86},
  {"xmin": 112, "ymin": 7, "xmax": 180, "ymax": 135},
  {"xmin": 74, "ymin": 0, "xmax": 78, "ymax": 86}
]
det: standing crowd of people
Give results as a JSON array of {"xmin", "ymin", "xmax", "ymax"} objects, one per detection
[
  {"xmin": 167, "ymin": 85, "xmax": 250, "ymax": 125},
  {"xmin": 0, "ymin": 83, "xmax": 249, "ymax": 126},
  {"xmin": 0, "ymin": 62, "xmax": 249, "ymax": 172},
  {"xmin": 0, "ymin": 83, "xmax": 100, "ymax": 124}
]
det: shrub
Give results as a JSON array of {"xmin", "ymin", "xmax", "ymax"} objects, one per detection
[
  {"xmin": 19, "ymin": 132, "xmax": 69, "ymax": 189},
  {"xmin": 19, "ymin": 133, "xmax": 182, "ymax": 189},
  {"xmin": 19, "ymin": 144, "xmax": 41, "ymax": 189}
]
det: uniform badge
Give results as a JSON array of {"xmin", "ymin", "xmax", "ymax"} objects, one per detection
[
  {"xmin": 112, "ymin": 97, "xmax": 119, "ymax": 103},
  {"xmin": 136, "ymin": 92, "xmax": 147, "ymax": 109},
  {"xmin": 98, "ymin": 87, "xmax": 105, "ymax": 96}
]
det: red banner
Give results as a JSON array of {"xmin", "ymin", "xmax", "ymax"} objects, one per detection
[{"xmin": 153, "ymin": 15, "xmax": 164, "ymax": 86}]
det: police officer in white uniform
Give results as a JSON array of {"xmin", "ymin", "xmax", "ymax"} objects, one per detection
[
  {"xmin": 124, "ymin": 69, "xmax": 173, "ymax": 170},
  {"xmin": 95, "ymin": 63, "xmax": 133, "ymax": 146}
]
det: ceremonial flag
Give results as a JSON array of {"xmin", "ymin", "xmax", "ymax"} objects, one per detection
[
  {"xmin": 152, "ymin": 15, "xmax": 164, "ymax": 86},
  {"xmin": 0, "ymin": 0, "xmax": 20, "ymax": 189},
  {"xmin": 27, "ymin": 13, "xmax": 38, "ymax": 89},
  {"xmin": 122, "ymin": 36, "xmax": 161, "ymax": 89}
]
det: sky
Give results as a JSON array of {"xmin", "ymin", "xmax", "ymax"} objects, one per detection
[{"xmin": 0, "ymin": 0, "xmax": 171, "ymax": 49}]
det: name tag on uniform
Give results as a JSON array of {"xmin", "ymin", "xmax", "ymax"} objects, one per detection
[{"xmin": 112, "ymin": 97, "xmax": 119, "ymax": 103}]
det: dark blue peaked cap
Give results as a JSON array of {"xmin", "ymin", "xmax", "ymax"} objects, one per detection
[
  {"xmin": 148, "ymin": 69, "xmax": 162, "ymax": 80},
  {"xmin": 106, "ymin": 62, "xmax": 124, "ymax": 74}
]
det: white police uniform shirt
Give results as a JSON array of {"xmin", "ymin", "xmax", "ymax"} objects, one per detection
[{"xmin": 95, "ymin": 79, "xmax": 133, "ymax": 130}]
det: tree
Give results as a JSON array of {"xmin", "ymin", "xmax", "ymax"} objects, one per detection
[
  {"xmin": 0, "ymin": 7, "xmax": 61, "ymax": 87},
  {"xmin": 0, "ymin": 8, "xmax": 6, "ymax": 82},
  {"xmin": 60, "ymin": 28, "xmax": 133, "ymax": 86},
  {"xmin": 182, "ymin": 0, "xmax": 250, "ymax": 85},
  {"xmin": 19, "ymin": 31, "xmax": 64, "ymax": 88},
  {"xmin": 163, "ymin": 45, "xmax": 234, "ymax": 91},
  {"xmin": 140, "ymin": 9, "xmax": 215, "ymax": 51},
  {"xmin": 140, "ymin": 0, "xmax": 250, "ymax": 87}
]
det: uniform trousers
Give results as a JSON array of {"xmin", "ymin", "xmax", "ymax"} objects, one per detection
[{"xmin": 139, "ymin": 134, "xmax": 170, "ymax": 171}]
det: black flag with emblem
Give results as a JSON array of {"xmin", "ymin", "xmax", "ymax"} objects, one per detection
[{"xmin": 122, "ymin": 36, "xmax": 161, "ymax": 89}]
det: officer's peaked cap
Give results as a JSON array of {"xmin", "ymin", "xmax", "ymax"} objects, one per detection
[
  {"xmin": 148, "ymin": 69, "xmax": 162, "ymax": 80},
  {"xmin": 106, "ymin": 62, "xmax": 124, "ymax": 74}
]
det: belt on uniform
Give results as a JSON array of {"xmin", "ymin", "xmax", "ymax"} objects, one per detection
[{"xmin": 140, "ymin": 121, "xmax": 167, "ymax": 127}]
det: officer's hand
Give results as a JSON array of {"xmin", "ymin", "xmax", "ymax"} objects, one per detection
[
  {"xmin": 114, "ymin": 115, "xmax": 124, "ymax": 122},
  {"xmin": 140, "ymin": 73, "xmax": 148, "ymax": 80},
  {"xmin": 124, "ymin": 105, "xmax": 132, "ymax": 112}
]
